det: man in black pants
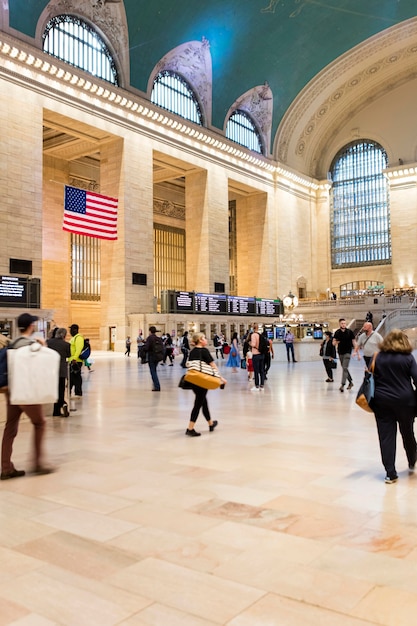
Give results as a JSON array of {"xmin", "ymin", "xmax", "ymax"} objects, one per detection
[
  {"xmin": 333, "ymin": 318, "xmax": 357, "ymax": 392},
  {"xmin": 250, "ymin": 323, "xmax": 265, "ymax": 390}
]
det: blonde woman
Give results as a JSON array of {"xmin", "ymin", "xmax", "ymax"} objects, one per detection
[
  {"xmin": 185, "ymin": 332, "xmax": 226, "ymax": 437},
  {"xmin": 372, "ymin": 329, "xmax": 417, "ymax": 484}
]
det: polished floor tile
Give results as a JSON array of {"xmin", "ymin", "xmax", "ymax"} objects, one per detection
[{"xmin": 1, "ymin": 350, "xmax": 417, "ymax": 624}]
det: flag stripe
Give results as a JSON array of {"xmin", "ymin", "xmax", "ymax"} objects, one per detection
[
  {"xmin": 63, "ymin": 210, "xmax": 117, "ymax": 226},
  {"xmin": 63, "ymin": 185, "xmax": 118, "ymax": 240},
  {"xmin": 63, "ymin": 225, "xmax": 117, "ymax": 240}
]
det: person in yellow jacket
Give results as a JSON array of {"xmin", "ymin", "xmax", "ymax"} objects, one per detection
[{"xmin": 69, "ymin": 323, "xmax": 84, "ymax": 397}]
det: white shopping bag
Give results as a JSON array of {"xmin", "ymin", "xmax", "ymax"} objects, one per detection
[{"xmin": 8, "ymin": 343, "xmax": 60, "ymax": 405}]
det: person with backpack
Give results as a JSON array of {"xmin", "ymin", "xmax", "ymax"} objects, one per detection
[
  {"xmin": 47, "ymin": 327, "xmax": 71, "ymax": 416},
  {"xmin": 82, "ymin": 338, "xmax": 93, "ymax": 371},
  {"xmin": 250, "ymin": 323, "xmax": 266, "ymax": 390},
  {"xmin": 263, "ymin": 330, "xmax": 274, "ymax": 380},
  {"xmin": 1, "ymin": 313, "xmax": 55, "ymax": 479},
  {"xmin": 68, "ymin": 323, "xmax": 84, "ymax": 397},
  {"xmin": 213, "ymin": 333, "xmax": 224, "ymax": 359},
  {"xmin": 162, "ymin": 333, "xmax": 174, "ymax": 365},
  {"xmin": 143, "ymin": 326, "xmax": 164, "ymax": 391}
]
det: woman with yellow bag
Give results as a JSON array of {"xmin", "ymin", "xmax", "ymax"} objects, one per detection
[{"xmin": 185, "ymin": 333, "xmax": 226, "ymax": 437}]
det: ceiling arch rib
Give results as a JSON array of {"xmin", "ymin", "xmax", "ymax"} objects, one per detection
[{"xmin": 275, "ymin": 17, "xmax": 417, "ymax": 179}]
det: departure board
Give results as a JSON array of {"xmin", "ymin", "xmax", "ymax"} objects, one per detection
[
  {"xmin": 195, "ymin": 293, "xmax": 227, "ymax": 314},
  {"xmin": 0, "ymin": 276, "xmax": 40, "ymax": 308},
  {"xmin": 175, "ymin": 291, "xmax": 194, "ymax": 312},
  {"xmin": 165, "ymin": 291, "xmax": 281, "ymax": 316},
  {"xmin": 256, "ymin": 298, "xmax": 283, "ymax": 316},
  {"xmin": 227, "ymin": 296, "xmax": 256, "ymax": 315}
]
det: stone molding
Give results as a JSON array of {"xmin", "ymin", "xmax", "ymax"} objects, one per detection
[
  {"xmin": 149, "ymin": 38, "xmax": 212, "ymax": 126},
  {"xmin": 153, "ymin": 198, "xmax": 185, "ymax": 220}
]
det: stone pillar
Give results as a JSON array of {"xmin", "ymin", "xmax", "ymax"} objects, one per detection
[
  {"xmin": 0, "ymin": 90, "xmax": 43, "ymax": 279},
  {"xmin": 100, "ymin": 137, "xmax": 154, "ymax": 350},
  {"xmin": 236, "ymin": 191, "xmax": 276, "ymax": 298},
  {"xmin": 389, "ymin": 173, "xmax": 417, "ymax": 288},
  {"xmin": 185, "ymin": 167, "xmax": 229, "ymax": 292}
]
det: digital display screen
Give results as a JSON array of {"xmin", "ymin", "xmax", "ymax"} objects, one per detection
[
  {"xmin": 195, "ymin": 293, "xmax": 227, "ymax": 314},
  {"xmin": 227, "ymin": 296, "xmax": 256, "ymax": 316},
  {"xmin": 256, "ymin": 298, "xmax": 282, "ymax": 316},
  {"xmin": 164, "ymin": 291, "xmax": 280, "ymax": 317},
  {"xmin": 0, "ymin": 276, "xmax": 26, "ymax": 304},
  {"xmin": 175, "ymin": 291, "xmax": 194, "ymax": 312}
]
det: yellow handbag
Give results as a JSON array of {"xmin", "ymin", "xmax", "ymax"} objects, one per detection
[{"xmin": 184, "ymin": 360, "xmax": 221, "ymax": 390}]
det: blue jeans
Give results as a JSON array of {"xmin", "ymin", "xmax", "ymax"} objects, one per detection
[
  {"xmin": 148, "ymin": 360, "xmax": 160, "ymax": 390},
  {"xmin": 285, "ymin": 343, "xmax": 295, "ymax": 362}
]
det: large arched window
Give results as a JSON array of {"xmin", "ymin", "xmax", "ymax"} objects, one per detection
[
  {"xmin": 330, "ymin": 140, "xmax": 391, "ymax": 267},
  {"xmin": 43, "ymin": 15, "xmax": 118, "ymax": 85},
  {"xmin": 151, "ymin": 71, "xmax": 203, "ymax": 125},
  {"xmin": 226, "ymin": 110, "xmax": 263, "ymax": 154}
]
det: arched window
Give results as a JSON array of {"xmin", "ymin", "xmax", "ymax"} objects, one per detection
[
  {"xmin": 151, "ymin": 71, "xmax": 202, "ymax": 125},
  {"xmin": 330, "ymin": 140, "xmax": 391, "ymax": 267},
  {"xmin": 226, "ymin": 110, "xmax": 263, "ymax": 154},
  {"xmin": 43, "ymin": 15, "xmax": 118, "ymax": 85}
]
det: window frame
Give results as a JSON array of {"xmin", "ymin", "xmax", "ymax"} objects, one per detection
[
  {"xmin": 330, "ymin": 140, "xmax": 391, "ymax": 269},
  {"xmin": 226, "ymin": 109, "xmax": 264, "ymax": 155},
  {"xmin": 42, "ymin": 14, "xmax": 118, "ymax": 86},
  {"xmin": 151, "ymin": 70, "xmax": 203, "ymax": 125}
]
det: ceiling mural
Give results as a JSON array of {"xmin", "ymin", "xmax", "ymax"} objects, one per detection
[{"xmin": 7, "ymin": 0, "xmax": 417, "ymax": 154}]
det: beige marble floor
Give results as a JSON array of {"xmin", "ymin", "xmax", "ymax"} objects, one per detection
[{"xmin": 1, "ymin": 349, "xmax": 417, "ymax": 625}]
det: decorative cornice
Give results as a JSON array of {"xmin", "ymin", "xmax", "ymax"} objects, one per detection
[
  {"xmin": 0, "ymin": 32, "xmax": 321, "ymax": 195},
  {"xmin": 153, "ymin": 198, "xmax": 185, "ymax": 220}
]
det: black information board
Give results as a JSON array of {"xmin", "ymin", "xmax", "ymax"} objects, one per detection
[
  {"xmin": 175, "ymin": 291, "xmax": 194, "ymax": 312},
  {"xmin": 0, "ymin": 276, "xmax": 40, "ymax": 308},
  {"xmin": 195, "ymin": 293, "xmax": 227, "ymax": 314},
  {"xmin": 163, "ymin": 291, "xmax": 282, "ymax": 316},
  {"xmin": 256, "ymin": 298, "xmax": 283, "ymax": 316},
  {"xmin": 227, "ymin": 296, "xmax": 256, "ymax": 316}
]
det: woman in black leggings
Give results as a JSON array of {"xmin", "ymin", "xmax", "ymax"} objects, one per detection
[{"xmin": 185, "ymin": 332, "xmax": 226, "ymax": 437}]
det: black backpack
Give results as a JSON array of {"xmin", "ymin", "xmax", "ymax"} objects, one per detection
[
  {"xmin": 80, "ymin": 338, "xmax": 91, "ymax": 360},
  {"xmin": 152, "ymin": 336, "xmax": 164, "ymax": 362},
  {"xmin": 257, "ymin": 333, "xmax": 269, "ymax": 356}
]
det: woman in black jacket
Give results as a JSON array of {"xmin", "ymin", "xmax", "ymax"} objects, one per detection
[
  {"xmin": 320, "ymin": 330, "xmax": 337, "ymax": 382},
  {"xmin": 180, "ymin": 331, "xmax": 190, "ymax": 368},
  {"xmin": 372, "ymin": 329, "xmax": 417, "ymax": 483}
]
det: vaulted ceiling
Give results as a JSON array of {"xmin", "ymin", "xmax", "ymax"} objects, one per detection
[
  {"xmin": 10, "ymin": 1, "xmax": 417, "ymax": 134},
  {"xmin": 8, "ymin": 1, "xmax": 417, "ymax": 177}
]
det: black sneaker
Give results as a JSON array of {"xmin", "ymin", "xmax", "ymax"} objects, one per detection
[
  {"xmin": 185, "ymin": 429, "xmax": 201, "ymax": 437},
  {"xmin": 33, "ymin": 466, "xmax": 55, "ymax": 476},
  {"xmin": 385, "ymin": 475, "xmax": 398, "ymax": 484},
  {"xmin": 0, "ymin": 468, "xmax": 25, "ymax": 480},
  {"xmin": 339, "ymin": 385, "xmax": 344, "ymax": 392},
  {"xmin": 209, "ymin": 420, "xmax": 218, "ymax": 432}
]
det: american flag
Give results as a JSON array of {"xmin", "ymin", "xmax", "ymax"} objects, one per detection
[{"xmin": 63, "ymin": 186, "xmax": 118, "ymax": 240}]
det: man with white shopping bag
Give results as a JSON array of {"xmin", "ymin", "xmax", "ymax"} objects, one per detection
[{"xmin": 1, "ymin": 313, "xmax": 59, "ymax": 480}]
